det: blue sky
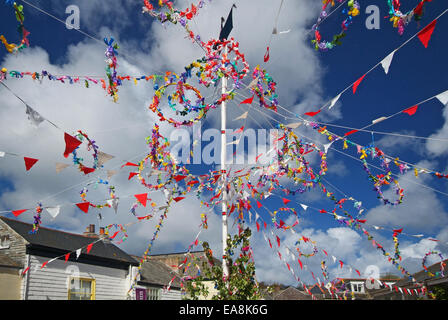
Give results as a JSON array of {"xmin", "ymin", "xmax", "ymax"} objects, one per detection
[{"xmin": 1, "ymin": 0, "xmax": 448, "ymax": 287}]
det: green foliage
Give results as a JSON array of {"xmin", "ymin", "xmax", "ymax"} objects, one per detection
[
  {"xmin": 431, "ymin": 285, "xmax": 448, "ymax": 300},
  {"xmin": 184, "ymin": 228, "xmax": 266, "ymax": 300}
]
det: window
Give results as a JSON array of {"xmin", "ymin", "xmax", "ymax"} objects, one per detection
[
  {"xmin": 0, "ymin": 235, "xmax": 10, "ymax": 249},
  {"xmin": 147, "ymin": 288, "xmax": 161, "ymax": 300},
  {"xmin": 351, "ymin": 282, "xmax": 364, "ymax": 293},
  {"xmin": 68, "ymin": 278, "xmax": 96, "ymax": 300}
]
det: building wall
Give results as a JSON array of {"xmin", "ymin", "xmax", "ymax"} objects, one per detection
[
  {"xmin": 0, "ymin": 268, "xmax": 21, "ymax": 300},
  {"xmin": 24, "ymin": 254, "xmax": 130, "ymax": 300},
  {"xmin": 160, "ymin": 288, "xmax": 182, "ymax": 300},
  {"xmin": 0, "ymin": 220, "xmax": 27, "ymax": 266}
]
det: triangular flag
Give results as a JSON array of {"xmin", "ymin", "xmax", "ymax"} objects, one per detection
[
  {"xmin": 276, "ymin": 235, "xmax": 281, "ymax": 247},
  {"xmin": 12, "ymin": 209, "xmax": 27, "ymax": 217},
  {"xmin": 344, "ymin": 129, "xmax": 358, "ymax": 136},
  {"xmin": 240, "ymin": 95, "xmax": 254, "ymax": 105},
  {"xmin": 380, "ymin": 51, "xmax": 395, "ymax": 74},
  {"xmin": 300, "ymin": 204, "xmax": 308, "ymax": 211},
  {"xmin": 323, "ymin": 141, "xmax": 334, "ymax": 154},
  {"xmin": 24, "ymin": 157, "xmax": 38, "ymax": 171},
  {"xmin": 402, "ymin": 105, "xmax": 418, "ymax": 116},
  {"xmin": 41, "ymin": 261, "xmax": 49, "ymax": 269},
  {"xmin": 81, "ymin": 166, "xmax": 95, "ymax": 175},
  {"xmin": 174, "ymin": 175, "xmax": 187, "ymax": 182},
  {"xmin": 298, "ymin": 258, "xmax": 303, "ymax": 270},
  {"xmin": 339, "ymin": 260, "xmax": 344, "ymax": 268},
  {"xmin": 76, "ymin": 202, "xmax": 90, "ymax": 213},
  {"xmin": 63, "ymin": 133, "xmax": 82, "ymax": 158},
  {"xmin": 135, "ymin": 193, "xmax": 148, "ymax": 207},
  {"xmin": 46, "ymin": 206, "xmax": 60, "ymax": 219},
  {"xmin": 107, "ymin": 170, "xmax": 117, "ymax": 179},
  {"xmin": 235, "ymin": 126, "xmax": 244, "ymax": 134},
  {"xmin": 97, "ymin": 151, "xmax": 114, "ymax": 167},
  {"xmin": 282, "ymin": 198, "xmax": 291, "ymax": 205},
  {"xmin": 121, "ymin": 162, "xmax": 139, "ymax": 168},
  {"xmin": 64, "ymin": 253, "xmax": 70, "ymax": 263},
  {"xmin": 329, "ymin": 94, "xmax": 341, "ymax": 109},
  {"xmin": 219, "ymin": 5, "xmax": 235, "ymax": 40},
  {"xmin": 372, "ymin": 116, "xmax": 387, "ymax": 125},
  {"xmin": 286, "ymin": 122, "xmax": 302, "ymax": 129},
  {"xmin": 22, "ymin": 266, "xmax": 30, "ymax": 275},
  {"xmin": 436, "ymin": 90, "xmax": 448, "ymax": 106},
  {"xmin": 86, "ymin": 243, "xmax": 94, "ymax": 254},
  {"xmin": 173, "ymin": 197, "xmax": 185, "ymax": 202},
  {"xmin": 353, "ymin": 74, "xmax": 366, "ymax": 94},
  {"xmin": 0, "ymin": 151, "xmax": 5, "ymax": 158},
  {"xmin": 234, "ymin": 111, "xmax": 248, "ymax": 120},
  {"xmin": 128, "ymin": 172, "xmax": 138, "ymax": 180},
  {"xmin": 417, "ymin": 19, "xmax": 437, "ymax": 48},
  {"xmin": 55, "ymin": 162, "xmax": 70, "ymax": 173},
  {"xmin": 264, "ymin": 46, "xmax": 270, "ymax": 62},
  {"xmin": 106, "ymin": 198, "xmax": 119, "ymax": 213},
  {"xmin": 256, "ymin": 221, "xmax": 260, "ymax": 232},
  {"xmin": 75, "ymin": 248, "xmax": 81, "ymax": 259},
  {"xmin": 25, "ymin": 104, "xmax": 45, "ymax": 127},
  {"xmin": 304, "ymin": 110, "xmax": 321, "ymax": 117},
  {"xmin": 256, "ymin": 200, "xmax": 262, "ymax": 209}
]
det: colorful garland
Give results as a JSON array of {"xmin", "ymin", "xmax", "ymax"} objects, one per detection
[
  {"xmin": 104, "ymin": 37, "xmax": 121, "ymax": 102},
  {"xmin": 0, "ymin": 1, "xmax": 30, "ymax": 54},
  {"xmin": 311, "ymin": 0, "xmax": 360, "ymax": 52},
  {"xmin": 71, "ymin": 130, "xmax": 100, "ymax": 175},
  {"xmin": 80, "ymin": 180, "xmax": 117, "ymax": 210},
  {"xmin": 422, "ymin": 251, "xmax": 445, "ymax": 278},
  {"xmin": 29, "ymin": 202, "xmax": 42, "ymax": 234},
  {"xmin": 250, "ymin": 66, "xmax": 279, "ymax": 112},
  {"xmin": 387, "ymin": 0, "xmax": 433, "ymax": 35}
]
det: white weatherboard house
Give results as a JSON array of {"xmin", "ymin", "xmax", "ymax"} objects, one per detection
[{"xmin": 0, "ymin": 217, "xmax": 140, "ymax": 300}]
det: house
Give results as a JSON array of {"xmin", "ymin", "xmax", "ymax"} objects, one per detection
[
  {"xmin": 271, "ymin": 286, "xmax": 312, "ymax": 300},
  {"xmin": 0, "ymin": 216, "xmax": 139, "ymax": 300},
  {"xmin": 332, "ymin": 277, "xmax": 398, "ymax": 300},
  {"xmin": 370, "ymin": 259, "xmax": 448, "ymax": 300},
  {"xmin": 145, "ymin": 251, "xmax": 221, "ymax": 300},
  {"xmin": 131, "ymin": 255, "xmax": 183, "ymax": 300}
]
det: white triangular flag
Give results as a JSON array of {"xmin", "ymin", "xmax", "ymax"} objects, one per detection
[
  {"xmin": 248, "ymin": 210, "xmax": 252, "ymax": 223},
  {"xmin": 323, "ymin": 141, "xmax": 334, "ymax": 154},
  {"xmin": 106, "ymin": 198, "xmax": 119, "ymax": 213},
  {"xmin": 76, "ymin": 248, "xmax": 81, "ymax": 259},
  {"xmin": 234, "ymin": 111, "xmax": 248, "ymax": 121},
  {"xmin": 255, "ymin": 212, "xmax": 260, "ymax": 221},
  {"xmin": 279, "ymin": 29, "xmax": 291, "ymax": 34},
  {"xmin": 0, "ymin": 151, "xmax": 5, "ymax": 158},
  {"xmin": 97, "ymin": 151, "xmax": 115, "ymax": 167},
  {"xmin": 46, "ymin": 206, "xmax": 60, "ymax": 219},
  {"xmin": 55, "ymin": 162, "xmax": 70, "ymax": 173},
  {"xmin": 332, "ymin": 255, "xmax": 336, "ymax": 263},
  {"xmin": 248, "ymin": 78, "xmax": 258, "ymax": 89},
  {"xmin": 372, "ymin": 116, "xmax": 387, "ymax": 125},
  {"xmin": 300, "ymin": 204, "xmax": 308, "ymax": 211},
  {"xmin": 381, "ymin": 50, "xmax": 395, "ymax": 74},
  {"xmin": 436, "ymin": 89, "xmax": 448, "ymax": 106},
  {"xmin": 227, "ymin": 139, "xmax": 240, "ymax": 145},
  {"xmin": 25, "ymin": 104, "xmax": 45, "ymax": 127},
  {"xmin": 329, "ymin": 93, "xmax": 341, "ymax": 109},
  {"xmin": 107, "ymin": 170, "xmax": 117, "ymax": 179}
]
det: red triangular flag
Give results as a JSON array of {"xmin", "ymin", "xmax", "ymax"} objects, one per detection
[
  {"xmin": 110, "ymin": 231, "xmax": 119, "ymax": 239},
  {"xmin": 402, "ymin": 105, "xmax": 418, "ymax": 116},
  {"xmin": 174, "ymin": 175, "xmax": 187, "ymax": 182},
  {"xmin": 256, "ymin": 201, "xmax": 262, "ymax": 209},
  {"xmin": 268, "ymin": 239, "xmax": 272, "ymax": 248},
  {"xmin": 339, "ymin": 260, "xmax": 344, "ymax": 268},
  {"xmin": 264, "ymin": 221, "xmax": 267, "ymax": 229},
  {"xmin": 304, "ymin": 110, "xmax": 321, "ymax": 117},
  {"xmin": 121, "ymin": 162, "xmax": 139, "ymax": 168},
  {"xmin": 353, "ymin": 74, "xmax": 366, "ymax": 94},
  {"xmin": 282, "ymin": 198, "xmax": 291, "ymax": 205},
  {"xmin": 41, "ymin": 261, "xmax": 48, "ymax": 269},
  {"xmin": 279, "ymin": 220, "xmax": 285, "ymax": 228},
  {"xmin": 298, "ymin": 258, "xmax": 303, "ymax": 270},
  {"xmin": 356, "ymin": 269, "xmax": 361, "ymax": 276},
  {"xmin": 64, "ymin": 253, "xmax": 70, "ymax": 263},
  {"xmin": 194, "ymin": 238, "xmax": 199, "ymax": 246},
  {"xmin": 63, "ymin": 133, "xmax": 82, "ymax": 158},
  {"xmin": 135, "ymin": 193, "xmax": 148, "ymax": 207},
  {"xmin": 86, "ymin": 243, "xmax": 93, "ymax": 254},
  {"xmin": 418, "ymin": 19, "xmax": 437, "ymax": 48},
  {"xmin": 12, "ymin": 209, "xmax": 27, "ymax": 217},
  {"xmin": 22, "ymin": 266, "xmax": 30, "ymax": 275},
  {"xmin": 344, "ymin": 129, "xmax": 359, "ymax": 136},
  {"xmin": 128, "ymin": 172, "xmax": 138, "ymax": 180},
  {"xmin": 276, "ymin": 235, "xmax": 281, "ymax": 247},
  {"xmin": 76, "ymin": 202, "xmax": 90, "ymax": 213},
  {"xmin": 235, "ymin": 126, "xmax": 244, "ymax": 134},
  {"xmin": 240, "ymin": 95, "xmax": 254, "ymax": 105},
  {"xmin": 81, "ymin": 166, "xmax": 95, "ymax": 175},
  {"xmin": 256, "ymin": 221, "xmax": 260, "ymax": 232},
  {"xmin": 264, "ymin": 46, "xmax": 270, "ymax": 62},
  {"xmin": 24, "ymin": 157, "xmax": 39, "ymax": 171},
  {"xmin": 173, "ymin": 197, "xmax": 185, "ymax": 202}
]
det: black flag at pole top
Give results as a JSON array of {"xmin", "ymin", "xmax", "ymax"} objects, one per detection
[{"xmin": 219, "ymin": 4, "xmax": 237, "ymax": 41}]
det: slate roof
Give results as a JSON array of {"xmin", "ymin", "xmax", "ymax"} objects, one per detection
[
  {"xmin": 273, "ymin": 287, "xmax": 312, "ymax": 300},
  {"xmin": 0, "ymin": 216, "xmax": 138, "ymax": 266},
  {"xmin": 133, "ymin": 256, "xmax": 182, "ymax": 289}
]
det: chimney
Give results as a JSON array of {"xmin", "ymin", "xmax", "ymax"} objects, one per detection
[
  {"xmin": 99, "ymin": 227, "xmax": 110, "ymax": 243},
  {"xmin": 83, "ymin": 224, "xmax": 98, "ymax": 238}
]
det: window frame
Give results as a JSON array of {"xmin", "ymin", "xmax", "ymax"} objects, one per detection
[
  {"xmin": 0, "ymin": 235, "xmax": 10, "ymax": 249},
  {"xmin": 67, "ymin": 277, "xmax": 96, "ymax": 300},
  {"xmin": 147, "ymin": 287, "xmax": 161, "ymax": 300}
]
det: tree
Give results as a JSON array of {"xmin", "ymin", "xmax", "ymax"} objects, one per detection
[
  {"xmin": 430, "ymin": 285, "xmax": 448, "ymax": 300},
  {"xmin": 184, "ymin": 227, "xmax": 267, "ymax": 300}
]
